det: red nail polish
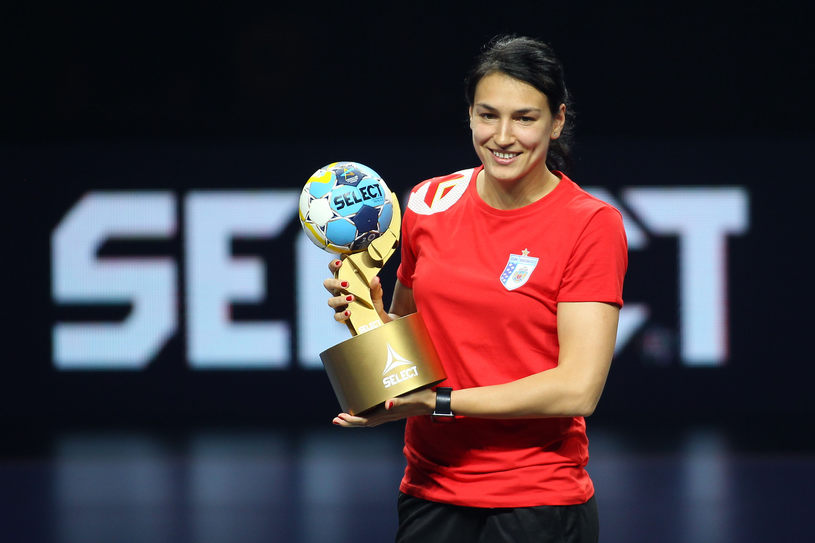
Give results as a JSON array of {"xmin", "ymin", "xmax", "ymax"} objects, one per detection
[
  {"xmin": 345, "ymin": 295, "xmax": 353, "ymax": 302},
  {"xmin": 334, "ymin": 260, "xmax": 342, "ymax": 267},
  {"xmin": 340, "ymin": 281, "xmax": 349, "ymax": 288},
  {"xmin": 344, "ymin": 310, "xmax": 350, "ymax": 317}
]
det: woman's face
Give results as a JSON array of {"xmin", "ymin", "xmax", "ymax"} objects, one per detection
[{"xmin": 469, "ymin": 72, "xmax": 565, "ymax": 186}]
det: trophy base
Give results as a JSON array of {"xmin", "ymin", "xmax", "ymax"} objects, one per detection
[{"xmin": 320, "ymin": 313, "xmax": 446, "ymax": 415}]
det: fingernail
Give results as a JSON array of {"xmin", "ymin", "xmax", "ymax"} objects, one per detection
[
  {"xmin": 340, "ymin": 281, "xmax": 349, "ymax": 288},
  {"xmin": 345, "ymin": 295, "xmax": 353, "ymax": 302},
  {"xmin": 385, "ymin": 401, "xmax": 393, "ymax": 410},
  {"xmin": 344, "ymin": 310, "xmax": 350, "ymax": 317},
  {"xmin": 334, "ymin": 260, "xmax": 342, "ymax": 267}
]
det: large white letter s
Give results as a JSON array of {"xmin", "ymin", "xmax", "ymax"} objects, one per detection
[{"xmin": 52, "ymin": 192, "xmax": 177, "ymax": 369}]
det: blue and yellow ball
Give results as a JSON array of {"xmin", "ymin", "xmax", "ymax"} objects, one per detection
[{"xmin": 299, "ymin": 162, "xmax": 394, "ymax": 254}]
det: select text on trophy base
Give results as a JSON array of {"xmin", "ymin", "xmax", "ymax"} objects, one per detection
[{"xmin": 383, "ymin": 366, "xmax": 419, "ymax": 389}]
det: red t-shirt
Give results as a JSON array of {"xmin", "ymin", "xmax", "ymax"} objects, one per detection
[{"xmin": 396, "ymin": 166, "xmax": 627, "ymax": 507}]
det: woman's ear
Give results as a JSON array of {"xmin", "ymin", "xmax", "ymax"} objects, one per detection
[{"xmin": 552, "ymin": 103, "xmax": 566, "ymax": 139}]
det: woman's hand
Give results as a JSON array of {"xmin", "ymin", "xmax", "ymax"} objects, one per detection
[
  {"xmin": 332, "ymin": 387, "xmax": 436, "ymax": 428},
  {"xmin": 323, "ymin": 260, "xmax": 423, "ymax": 428},
  {"xmin": 322, "ymin": 258, "xmax": 391, "ymax": 324}
]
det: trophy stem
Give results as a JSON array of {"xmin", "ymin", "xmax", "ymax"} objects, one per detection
[{"xmin": 335, "ymin": 195, "xmax": 402, "ymax": 336}]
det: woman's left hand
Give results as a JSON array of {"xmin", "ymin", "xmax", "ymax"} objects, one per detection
[{"xmin": 332, "ymin": 387, "xmax": 436, "ymax": 428}]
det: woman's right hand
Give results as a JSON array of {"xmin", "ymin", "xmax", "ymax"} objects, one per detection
[{"xmin": 323, "ymin": 258, "xmax": 392, "ymax": 325}]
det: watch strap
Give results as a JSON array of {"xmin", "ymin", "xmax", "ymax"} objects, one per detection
[{"xmin": 432, "ymin": 387, "xmax": 454, "ymax": 420}]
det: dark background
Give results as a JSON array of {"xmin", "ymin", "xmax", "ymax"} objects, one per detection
[
  {"xmin": 3, "ymin": 1, "xmax": 814, "ymax": 436},
  {"xmin": 2, "ymin": 3, "xmax": 814, "ymax": 543}
]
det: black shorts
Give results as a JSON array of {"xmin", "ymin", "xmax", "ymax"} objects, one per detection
[{"xmin": 395, "ymin": 492, "xmax": 599, "ymax": 543}]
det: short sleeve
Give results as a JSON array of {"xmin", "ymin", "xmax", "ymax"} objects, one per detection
[
  {"xmin": 396, "ymin": 207, "xmax": 417, "ymax": 288},
  {"xmin": 557, "ymin": 205, "xmax": 628, "ymax": 306}
]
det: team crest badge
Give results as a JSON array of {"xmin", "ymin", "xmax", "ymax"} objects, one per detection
[{"xmin": 499, "ymin": 249, "xmax": 539, "ymax": 291}]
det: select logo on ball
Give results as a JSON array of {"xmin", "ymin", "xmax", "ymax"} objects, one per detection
[{"xmin": 332, "ymin": 182, "xmax": 385, "ymax": 211}]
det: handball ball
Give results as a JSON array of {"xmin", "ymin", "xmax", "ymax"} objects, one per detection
[{"xmin": 299, "ymin": 161, "xmax": 394, "ymax": 254}]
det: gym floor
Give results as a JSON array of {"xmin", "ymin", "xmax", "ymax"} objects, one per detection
[{"xmin": 1, "ymin": 420, "xmax": 811, "ymax": 543}]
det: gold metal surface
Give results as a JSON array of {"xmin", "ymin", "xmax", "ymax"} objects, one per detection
[
  {"xmin": 320, "ymin": 192, "xmax": 446, "ymax": 415},
  {"xmin": 334, "ymin": 193, "xmax": 403, "ymax": 336},
  {"xmin": 320, "ymin": 313, "xmax": 446, "ymax": 414}
]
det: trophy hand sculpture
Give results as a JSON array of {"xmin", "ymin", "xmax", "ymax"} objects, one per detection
[
  {"xmin": 299, "ymin": 162, "xmax": 446, "ymax": 415},
  {"xmin": 334, "ymin": 213, "xmax": 398, "ymax": 337}
]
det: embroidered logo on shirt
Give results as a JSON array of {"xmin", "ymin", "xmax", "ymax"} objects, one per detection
[{"xmin": 499, "ymin": 248, "xmax": 539, "ymax": 291}]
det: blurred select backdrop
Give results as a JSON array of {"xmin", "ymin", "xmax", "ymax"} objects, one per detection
[
  {"xmin": 2, "ymin": 0, "xmax": 814, "ymax": 472},
  {"xmin": 2, "ymin": 3, "xmax": 814, "ymax": 542}
]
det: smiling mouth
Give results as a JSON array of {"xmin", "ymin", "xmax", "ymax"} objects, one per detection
[{"xmin": 491, "ymin": 150, "xmax": 519, "ymax": 160}]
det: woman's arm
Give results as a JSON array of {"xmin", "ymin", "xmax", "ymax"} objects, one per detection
[
  {"xmin": 450, "ymin": 301, "xmax": 619, "ymax": 418},
  {"xmin": 333, "ymin": 299, "xmax": 620, "ymax": 427},
  {"xmin": 387, "ymin": 278, "xmax": 417, "ymax": 320}
]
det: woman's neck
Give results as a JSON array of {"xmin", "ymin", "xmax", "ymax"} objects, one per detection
[{"xmin": 476, "ymin": 168, "xmax": 560, "ymax": 210}]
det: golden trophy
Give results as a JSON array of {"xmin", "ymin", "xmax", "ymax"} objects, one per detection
[{"xmin": 299, "ymin": 162, "xmax": 446, "ymax": 415}]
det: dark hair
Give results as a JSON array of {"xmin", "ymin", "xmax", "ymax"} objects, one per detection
[{"xmin": 465, "ymin": 35, "xmax": 574, "ymax": 173}]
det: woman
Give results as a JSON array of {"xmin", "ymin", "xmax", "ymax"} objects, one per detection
[{"xmin": 325, "ymin": 35, "xmax": 627, "ymax": 543}]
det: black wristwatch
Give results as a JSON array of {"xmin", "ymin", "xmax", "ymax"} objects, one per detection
[{"xmin": 431, "ymin": 387, "xmax": 455, "ymax": 422}]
